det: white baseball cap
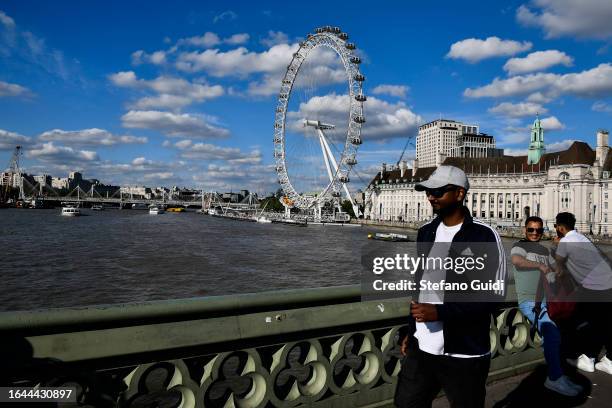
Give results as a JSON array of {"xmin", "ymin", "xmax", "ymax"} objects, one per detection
[{"xmin": 414, "ymin": 165, "xmax": 469, "ymax": 191}]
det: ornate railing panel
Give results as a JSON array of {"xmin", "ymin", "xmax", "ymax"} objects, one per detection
[{"xmin": 1, "ymin": 286, "xmax": 542, "ymax": 407}]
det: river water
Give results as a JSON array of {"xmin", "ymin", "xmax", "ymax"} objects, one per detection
[
  {"xmin": 2, "ymin": 208, "xmax": 384, "ymax": 311},
  {"xmin": 2, "ymin": 208, "xmax": 537, "ymax": 312}
]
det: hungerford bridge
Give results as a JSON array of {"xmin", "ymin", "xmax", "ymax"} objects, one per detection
[{"xmin": 10, "ymin": 177, "xmax": 259, "ymax": 211}]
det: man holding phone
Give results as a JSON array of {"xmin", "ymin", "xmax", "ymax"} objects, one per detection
[{"xmin": 394, "ymin": 165, "xmax": 506, "ymax": 408}]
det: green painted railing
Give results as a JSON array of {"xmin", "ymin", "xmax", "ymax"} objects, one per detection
[{"xmin": 1, "ymin": 285, "xmax": 542, "ymax": 407}]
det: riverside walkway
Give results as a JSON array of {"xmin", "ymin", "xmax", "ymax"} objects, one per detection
[{"xmin": 2, "ymin": 285, "xmax": 611, "ymax": 407}]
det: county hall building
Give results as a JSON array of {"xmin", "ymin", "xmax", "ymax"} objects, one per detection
[{"xmin": 364, "ymin": 117, "xmax": 612, "ymax": 235}]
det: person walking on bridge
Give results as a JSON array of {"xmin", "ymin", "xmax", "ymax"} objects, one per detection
[{"xmin": 394, "ymin": 165, "xmax": 506, "ymax": 408}]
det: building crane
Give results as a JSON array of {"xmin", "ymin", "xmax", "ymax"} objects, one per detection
[
  {"xmin": 396, "ymin": 135, "xmax": 416, "ymax": 166},
  {"xmin": 1, "ymin": 145, "xmax": 24, "ymax": 202}
]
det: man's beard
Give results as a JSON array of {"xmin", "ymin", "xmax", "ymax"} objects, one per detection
[{"xmin": 433, "ymin": 201, "xmax": 462, "ymax": 217}]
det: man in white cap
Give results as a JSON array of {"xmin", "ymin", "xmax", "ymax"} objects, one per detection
[{"xmin": 394, "ymin": 165, "xmax": 506, "ymax": 408}]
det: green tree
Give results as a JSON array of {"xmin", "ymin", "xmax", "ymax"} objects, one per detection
[
  {"xmin": 260, "ymin": 196, "xmax": 284, "ymax": 212},
  {"xmin": 341, "ymin": 200, "xmax": 355, "ymax": 218}
]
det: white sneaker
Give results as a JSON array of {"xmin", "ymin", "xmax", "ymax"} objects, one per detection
[
  {"xmin": 544, "ymin": 376, "xmax": 580, "ymax": 396},
  {"xmin": 566, "ymin": 354, "xmax": 595, "ymax": 373},
  {"xmin": 560, "ymin": 375, "xmax": 583, "ymax": 393},
  {"xmin": 595, "ymin": 356, "xmax": 612, "ymax": 374}
]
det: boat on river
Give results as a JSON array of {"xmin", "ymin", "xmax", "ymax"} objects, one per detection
[
  {"xmin": 367, "ymin": 232, "xmax": 411, "ymax": 242},
  {"xmin": 166, "ymin": 207, "xmax": 185, "ymax": 213},
  {"xmin": 61, "ymin": 207, "xmax": 80, "ymax": 217},
  {"xmin": 149, "ymin": 206, "xmax": 165, "ymax": 215}
]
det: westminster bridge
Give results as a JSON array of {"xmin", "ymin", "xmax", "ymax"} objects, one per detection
[{"xmin": 2, "ymin": 285, "xmax": 611, "ymax": 407}]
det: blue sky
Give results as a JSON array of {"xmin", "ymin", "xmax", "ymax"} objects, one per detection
[{"xmin": 1, "ymin": 0, "xmax": 611, "ymax": 193}]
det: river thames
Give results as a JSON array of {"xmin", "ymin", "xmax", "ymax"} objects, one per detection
[
  {"xmin": 2, "ymin": 208, "xmax": 386, "ymax": 311},
  {"xmin": 1, "ymin": 208, "xmax": 536, "ymax": 312}
]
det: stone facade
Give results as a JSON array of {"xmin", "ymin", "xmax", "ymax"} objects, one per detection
[{"xmin": 365, "ymin": 130, "xmax": 612, "ymax": 235}]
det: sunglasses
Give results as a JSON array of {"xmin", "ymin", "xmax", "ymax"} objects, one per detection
[
  {"xmin": 425, "ymin": 185, "xmax": 457, "ymax": 198},
  {"xmin": 526, "ymin": 227, "xmax": 544, "ymax": 234}
]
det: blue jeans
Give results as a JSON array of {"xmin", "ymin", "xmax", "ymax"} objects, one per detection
[{"xmin": 519, "ymin": 301, "xmax": 563, "ymax": 380}]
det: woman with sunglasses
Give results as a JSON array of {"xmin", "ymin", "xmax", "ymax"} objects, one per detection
[{"xmin": 511, "ymin": 216, "xmax": 583, "ymax": 396}]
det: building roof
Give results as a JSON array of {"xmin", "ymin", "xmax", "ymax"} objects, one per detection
[
  {"xmin": 367, "ymin": 141, "xmax": 598, "ymax": 187},
  {"xmin": 369, "ymin": 166, "xmax": 436, "ymax": 185}
]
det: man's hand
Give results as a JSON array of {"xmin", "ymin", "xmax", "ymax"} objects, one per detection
[
  {"xmin": 552, "ymin": 236, "xmax": 561, "ymax": 246},
  {"xmin": 411, "ymin": 301, "xmax": 438, "ymax": 322},
  {"xmin": 538, "ymin": 264, "xmax": 551, "ymax": 274},
  {"xmin": 400, "ymin": 336, "xmax": 409, "ymax": 356}
]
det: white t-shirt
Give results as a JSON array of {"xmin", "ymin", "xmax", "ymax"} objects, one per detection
[
  {"xmin": 557, "ymin": 230, "xmax": 612, "ymax": 290},
  {"xmin": 414, "ymin": 221, "xmax": 484, "ymax": 358}
]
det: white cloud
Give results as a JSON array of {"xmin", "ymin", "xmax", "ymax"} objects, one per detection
[
  {"xmin": 0, "ymin": 129, "xmax": 30, "ymax": 150},
  {"xmin": 181, "ymin": 32, "xmax": 221, "ymax": 48},
  {"xmin": 540, "ymin": 116, "xmax": 565, "ymax": 130},
  {"xmin": 27, "ymin": 142, "xmax": 98, "ymax": 163},
  {"xmin": 260, "ymin": 31, "xmax": 289, "ymax": 47},
  {"xmin": 372, "ymin": 84, "xmax": 409, "ymax": 99},
  {"xmin": 93, "ymin": 157, "xmax": 186, "ymax": 186},
  {"xmin": 143, "ymin": 172, "xmax": 175, "ymax": 181},
  {"xmin": 176, "ymin": 32, "xmax": 249, "ymax": 48},
  {"xmin": 465, "ymin": 63, "xmax": 612, "ymax": 99},
  {"xmin": 548, "ymin": 139, "xmax": 577, "ymax": 152},
  {"xmin": 225, "ymin": 33, "xmax": 249, "ymax": 45},
  {"xmin": 176, "ymin": 43, "xmax": 299, "ymax": 76},
  {"xmin": 517, "ymin": 0, "xmax": 612, "ymax": 40},
  {"xmin": 213, "ymin": 10, "xmax": 237, "ymax": 24},
  {"xmin": 593, "ymin": 101, "xmax": 612, "ymax": 113},
  {"xmin": 489, "ymin": 102, "xmax": 548, "ymax": 118},
  {"xmin": 503, "ymin": 50, "xmax": 573, "ymax": 75},
  {"xmin": 38, "ymin": 128, "xmax": 147, "ymax": 146},
  {"xmin": 287, "ymin": 93, "xmax": 421, "ymax": 141},
  {"xmin": 526, "ymin": 92, "xmax": 554, "ymax": 103},
  {"xmin": 131, "ymin": 94, "xmax": 194, "ymax": 110},
  {"xmin": 446, "ymin": 36, "xmax": 532, "ymax": 63},
  {"xmin": 191, "ymin": 163, "xmax": 277, "ymax": 193},
  {"xmin": 108, "ymin": 71, "xmax": 137, "ymax": 86},
  {"xmin": 109, "ymin": 71, "xmax": 224, "ymax": 110},
  {"xmin": 0, "ymin": 10, "xmax": 16, "ymax": 29},
  {"xmin": 121, "ymin": 110, "xmax": 230, "ymax": 139},
  {"xmin": 0, "ymin": 10, "xmax": 76, "ymax": 82},
  {"xmin": 172, "ymin": 140, "xmax": 262, "ymax": 164},
  {"xmin": 0, "ymin": 80, "xmax": 33, "ymax": 98}
]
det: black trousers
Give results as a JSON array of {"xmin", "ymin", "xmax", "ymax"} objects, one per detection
[
  {"xmin": 575, "ymin": 288, "xmax": 612, "ymax": 359},
  {"xmin": 394, "ymin": 348, "xmax": 491, "ymax": 408}
]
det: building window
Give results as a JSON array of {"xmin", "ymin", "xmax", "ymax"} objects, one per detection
[
  {"xmin": 481, "ymin": 211, "xmax": 486, "ymax": 218},
  {"xmin": 507, "ymin": 212, "xmax": 511, "ymax": 218},
  {"xmin": 499, "ymin": 211, "xmax": 503, "ymax": 218}
]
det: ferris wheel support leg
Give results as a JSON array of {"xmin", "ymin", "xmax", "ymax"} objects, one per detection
[
  {"xmin": 319, "ymin": 129, "xmax": 361, "ymax": 218},
  {"xmin": 317, "ymin": 129, "xmax": 335, "ymax": 183}
]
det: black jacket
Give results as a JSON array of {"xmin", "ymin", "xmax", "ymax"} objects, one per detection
[{"xmin": 400, "ymin": 207, "xmax": 506, "ymax": 356}]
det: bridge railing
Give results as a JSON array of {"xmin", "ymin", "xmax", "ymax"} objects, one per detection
[{"xmin": 1, "ymin": 286, "xmax": 542, "ymax": 407}]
